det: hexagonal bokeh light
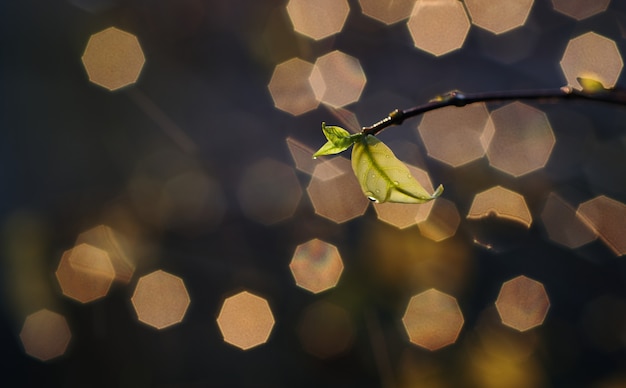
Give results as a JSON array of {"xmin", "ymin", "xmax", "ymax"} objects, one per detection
[
  {"xmin": 75, "ymin": 225, "xmax": 135, "ymax": 283},
  {"xmin": 312, "ymin": 157, "xmax": 349, "ymax": 181},
  {"xmin": 128, "ymin": 156, "xmax": 227, "ymax": 232},
  {"xmin": 495, "ymin": 276, "xmax": 550, "ymax": 332},
  {"xmin": 289, "ymin": 239, "xmax": 344, "ymax": 294},
  {"xmin": 20, "ymin": 309, "xmax": 71, "ymax": 361},
  {"xmin": 552, "ymin": 0, "xmax": 610, "ymax": 21},
  {"xmin": 467, "ymin": 186, "xmax": 532, "ymax": 228},
  {"xmin": 418, "ymin": 103, "xmax": 490, "ymax": 167},
  {"xmin": 286, "ymin": 137, "xmax": 324, "ymax": 176},
  {"xmin": 560, "ymin": 32, "xmax": 623, "ymax": 90},
  {"xmin": 407, "ymin": 0, "xmax": 470, "ymax": 56},
  {"xmin": 402, "ymin": 288, "xmax": 464, "ymax": 350},
  {"xmin": 309, "ymin": 50, "xmax": 367, "ymax": 108},
  {"xmin": 464, "ymin": 0, "xmax": 534, "ymax": 35},
  {"xmin": 326, "ymin": 105, "xmax": 362, "ymax": 134},
  {"xmin": 237, "ymin": 158, "xmax": 302, "ymax": 225},
  {"xmin": 298, "ymin": 301, "xmax": 354, "ymax": 358},
  {"xmin": 159, "ymin": 170, "xmax": 227, "ymax": 231},
  {"xmin": 81, "ymin": 27, "xmax": 145, "ymax": 91},
  {"xmin": 307, "ymin": 158, "xmax": 369, "ymax": 223},
  {"xmin": 417, "ymin": 198, "xmax": 461, "ymax": 242},
  {"xmin": 55, "ymin": 243, "xmax": 116, "ymax": 303},
  {"xmin": 286, "ymin": 0, "xmax": 349, "ymax": 40},
  {"xmin": 216, "ymin": 291, "xmax": 275, "ymax": 350},
  {"xmin": 131, "ymin": 270, "xmax": 190, "ymax": 330},
  {"xmin": 485, "ymin": 102, "xmax": 555, "ymax": 177},
  {"xmin": 373, "ymin": 164, "xmax": 436, "ymax": 229},
  {"xmin": 541, "ymin": 193, "xmax": 596, "ymax": 249},
  {"xmin": 268, "ymin": 58, "xmax": 319, "ymax": 116},
  {"xmin": 577, "ymin": 195, "xmax": 626, "ymax": 256},
  {"xmin": 359, "ymin": 0, "xmax": 416, "ymax": 25}
]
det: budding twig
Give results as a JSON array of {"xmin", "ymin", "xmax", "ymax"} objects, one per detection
[{"xmin": 361, "ymin": 81, "xmax": 626, "ymax": 136}]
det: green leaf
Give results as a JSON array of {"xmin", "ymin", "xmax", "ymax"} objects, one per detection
[
  {"xmin": 322, "ymin": 122, "xmax": 351, "ymax": 144},
  {"xmin": 351, "ymin": 135, "xmax": 443, "ymax": 203},
  {"xmin": 313, "ymin": 122, "xmax": 362, "ymax": 157},
  {"xmin": 313, "ymin": 140, "xmax": 349, "ymax": 157},
  {"xmin": 577, "ymin": 77, "xmax": 606, "ymax": 92}
]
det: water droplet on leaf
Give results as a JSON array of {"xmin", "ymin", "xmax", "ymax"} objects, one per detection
[{"xmin": 365, "ymin": 191, "xmax": 379, "ymax": 203}]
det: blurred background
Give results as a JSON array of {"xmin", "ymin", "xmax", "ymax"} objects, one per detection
[{"xmin": 2, "ymin": 0, "xmax": 626, "ymax": 386}]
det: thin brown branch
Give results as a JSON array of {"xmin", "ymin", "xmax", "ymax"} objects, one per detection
[{"xmin": 361, "ymin": 85, "xmax": 626, "ymax": 136}]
